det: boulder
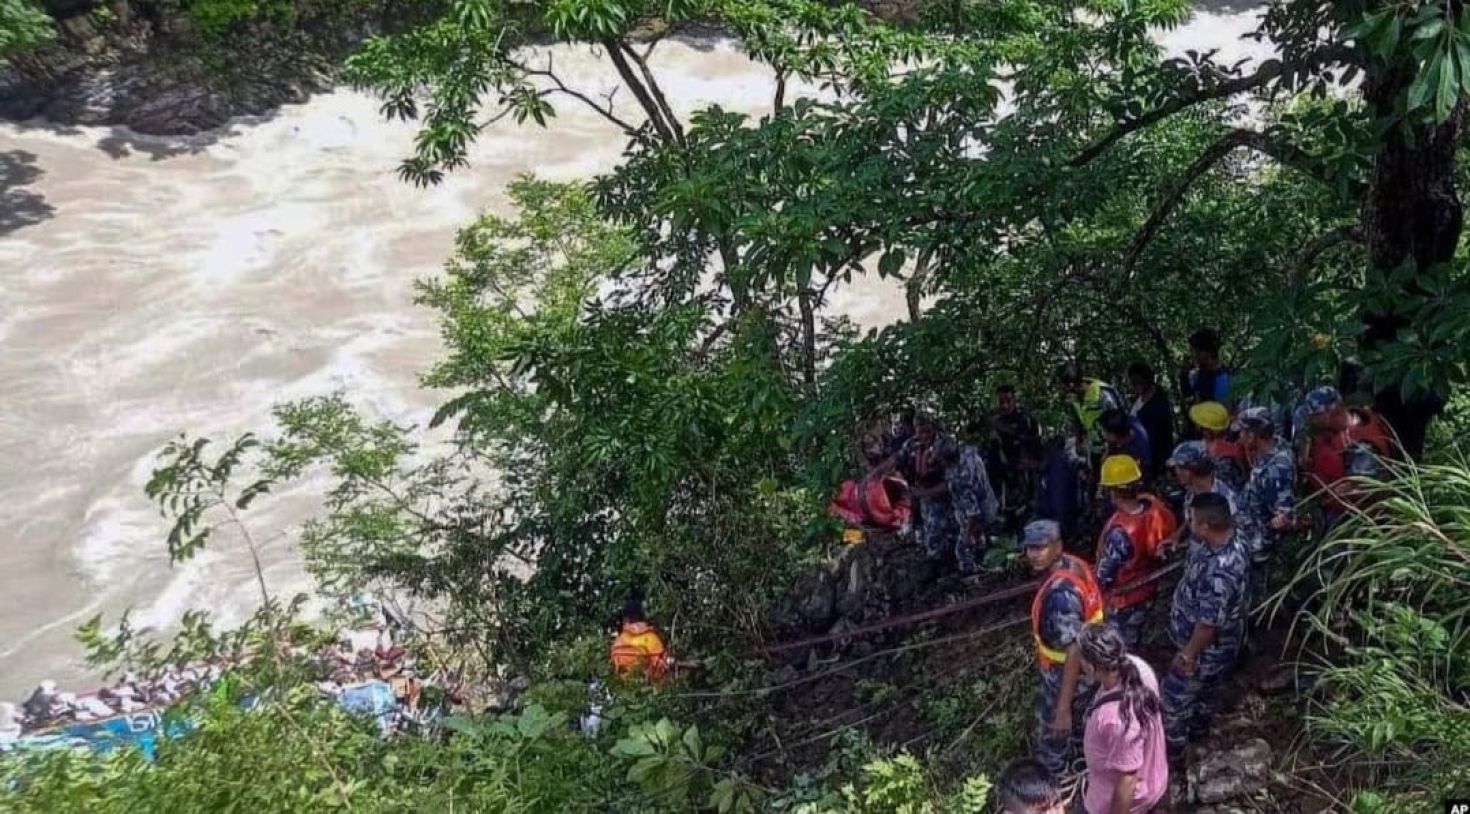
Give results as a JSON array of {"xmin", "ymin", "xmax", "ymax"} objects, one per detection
[
  {"xmin": 793, "ymin": 567, "xmax": 836, "ymax": 632},
  {"xmin": 1190, "ymin": 738, "xmax": 1273, "ymax": 804}
]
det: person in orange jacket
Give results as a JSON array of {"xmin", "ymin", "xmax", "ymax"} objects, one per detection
[
  {"xmin": 610, "ymin": 600, "xmax": 669, "ymax": 684},
  {"xmin": 1188, "ymin": 402, "xmax": 1248, "ymax": 492},
  {"xmin": 1024, "ymin": 519, "xmax": 1104, "ymax": 778},
  {"xmin": 1095, "ymin": 455, "xmax": 1177, "ymax": 649}
]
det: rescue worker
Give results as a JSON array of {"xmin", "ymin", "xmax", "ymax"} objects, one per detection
[
  {"xmin": 1024, "ymin": 519, "xmax": 1104, "ymax": 777},
  {"xmin": 1022, "ymin": 436, "xmax": 1084, "ymax": 541},
  {"xmin": 996, "ymin": 758, "xmax": 1065, "ymax": 814},
  {"xmin": 1127, "ymin": 361, "xmax": 1175, "ymax": 481},
  {"xmin": 1095, "ymin": 456, "xmax": 1177, "ymax": 649},
  {"xmin": 1299, "ymin": 386, "xmax": 1397, "ymax": 532},
  {"xmin": 1236, "ymin": 407, "xmax": 1296, "ymax": 564},
  {"xmin": 1187, "ymin": 401, "xmax": 1248, "ymax": 491},
  {"xmin": 1164, "ymin": 441, "xmax": 1237, "ymax": 555},
  {"xmin": 610, "ymin": 600, "xmax": 670, "ymax": 684},
  {"xmin": 1099, "ymin": 409, "xmax": 1153, "ymax": 483},
  {"xmin": 989, "ymin": 384, "xmax": 1041, "ymax": 517},
  {"xmin": 1179, "ymin": 328, "xmax": 1232, "ymax": 410},
  {"xmin": 1162, "ymin": 493, "xmax": 1249, "ymax": 766},
  {"xmin": 877, "ymin": 413, "xmax": 962, "ymax": 567},
  {"xmin": 940, "ymin": 442, "xmax": 997, "ymax": 574},
  {"xmin": 1057, "ymin": 362, "xmax": 1126, "ymax": 448}
]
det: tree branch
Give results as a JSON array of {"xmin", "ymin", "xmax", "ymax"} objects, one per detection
[
  {"xmin": 603, "ymin": 38, "xmax": 679, "ymax": 145},
  {"xmin": 1289, "ymin": 224, "xmax": 1363, "ymax": 287},
  {"xmin": 511, "ymin": 56, "xmax": 641, "ymax": 137},
  {"xmin": 1070, "ymin": 45, "xmax": 1357, "ymax": 167},
  {"xmin": 1122, "ymin": 127, "xmax": 1341, "ymax": 275},
  {"xmin": 774, "ymin": 67, "xmax": 788, "ymax": 114},
  {"xmin": 618, "ymin": 40, "xmax": 686, "ymax": 145}
]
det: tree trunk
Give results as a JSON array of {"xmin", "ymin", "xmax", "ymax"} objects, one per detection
[
  {"xmin": 799, "ymin": 288, "xmax": 817, "ymax": 386},
  {"xmin": 1359, "ymin": 65, "xmax": 1461, "ymax": 457}
]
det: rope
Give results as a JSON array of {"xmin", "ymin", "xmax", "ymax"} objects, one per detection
[{"xmin": 761, "ymin": 559, "xmax": 1185, "ymax": 657}]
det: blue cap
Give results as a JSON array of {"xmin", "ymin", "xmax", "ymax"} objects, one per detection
[
  {"xmin": 1166, "ymin": 441, "xmax": 1210, "ymax": 470},
  {"xmin": 1236, "ymin": 406, "xmax": 1275, "ymax": 434},
  {"xmin": 1020, "ymin": 519, "xmax": 1060, "ymax": 548},
  {"xmin": 1304, "ymin": 385, "xmax": 1342, "ymax": 417}
]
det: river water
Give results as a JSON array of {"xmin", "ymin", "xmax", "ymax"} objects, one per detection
[{"xmin": 0, "ymin": 12, "xmax": 1268, "ymax": 697}]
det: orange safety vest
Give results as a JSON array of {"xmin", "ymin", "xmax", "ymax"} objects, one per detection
[
  {"xmin": 1031, "ymin": 554, "xmax": 1105, "ymax": 670},
  {"xmin": 1096, "ymin": 496, "xmax": 1177, "ymax": 609},
  {"xmin": 610, "ymin": 622, "xmax": 669, "ymax": 683}
]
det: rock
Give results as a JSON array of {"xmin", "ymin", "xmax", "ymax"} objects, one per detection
[
  {"xmin": 833, "ymin": 544, "xmax": 872, "ymax": 620},
  {"xmin": 1190, "ymin": 738, "xmax": 1272, "ymax": 804},
  {"xmin": 1257, "ymin": 663, "xmax": 1296, "ymax": 695},
  {"xmin": 793, "ymin": 568, "xmax": 836, "ymax": 632}
]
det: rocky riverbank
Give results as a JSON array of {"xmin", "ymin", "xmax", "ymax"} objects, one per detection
[
  {"xmin": 0, "ymin": 0, "xmax": 927, "ymax": 135},
  {"xmin": 0, "ymin": 0, "xmax": 385, "ymax": 134}
]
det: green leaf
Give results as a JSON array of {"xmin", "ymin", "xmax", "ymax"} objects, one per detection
[
  {"xmin": 680, "ymin": 724, "xmax": 702, "ymax": 760},
  {"xmin": 627, "ymin": 756, "xmax": 664, "ymax": 784},
  {"xmin": 611, "ymin": 736, "xmax": 657, "ymax": 758},
  {"xmin": 878, "ymin": 248, "xmax": 907, "ymax": 277}
]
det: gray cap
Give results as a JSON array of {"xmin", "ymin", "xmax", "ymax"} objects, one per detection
[
  {"xmin": 1166, "ymin": 441, "xmax": 1210, "ymax": 470},
  {"xmin": 1236, "ymin": 406, "xmax": 1275, "ymax": 434},
  {"xmin": 1020, "ymin": 519, "xmax": 1060, "ymax": 548}
]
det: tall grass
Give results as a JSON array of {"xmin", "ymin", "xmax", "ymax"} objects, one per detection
[{"xmin": 1277, "ymin": 454, "xmax": 1470, "ymax": 808}]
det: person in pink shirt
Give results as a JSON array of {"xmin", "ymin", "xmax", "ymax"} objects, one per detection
[{"xmin": 1078, "ymin": 623, "xmax": 1168, "ymax": 814}]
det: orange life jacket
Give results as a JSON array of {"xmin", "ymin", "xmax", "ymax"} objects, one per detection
[
  {"xmin": 610, "ymin": 622, "xmax": 669, "ymax": 683},
  {"xmin": 1031, "ymin": 554, "xmax": 1105, "ymax": 669},
  {"xmin": 1096, "ymin": 496, "xmax": 1178, "ymax": 609},
  {"xmin": 1346, "ymin": 409, "xmax": 1395, "ymax": 458}
]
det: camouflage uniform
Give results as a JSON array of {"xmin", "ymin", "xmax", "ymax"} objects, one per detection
[
  {"xmin": 897, "ymin": 436, "xmax": 959, "ymax": 565},
  {"xmin": 1033, "ymin": 580, "xmax": 1097, "ymax": 777},
  {"xmin": 1161, "ymin": 530, "xmax": 1249, "ymax": 759},
  {"xmin": 946, "ymin": 445, "xmax": 997, "ymax": 571},
  {"xmin": 1095, "ymin": 525, "xmax": 1148, "ymax": 649},
  {"xmin": 1181, "ymin": 478, "xmax": 1237, "ymax": 557},
  {"xmin": 1238, "ymin": 444, "xmax": 1296, "ymax": 561}
]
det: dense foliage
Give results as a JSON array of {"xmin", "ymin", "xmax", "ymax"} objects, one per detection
[{"xmin": 10, "ymin": 0, "xmax": 1470, "ymax": 808}]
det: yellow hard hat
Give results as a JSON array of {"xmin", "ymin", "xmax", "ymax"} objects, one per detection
[
  {"xmin": 1189, "ymin": 401, "xmax": 1230, "ymax": 432},
  {"xmin": 1099, "ymin": 455, "xmax": 1143, "ymax": 487}
]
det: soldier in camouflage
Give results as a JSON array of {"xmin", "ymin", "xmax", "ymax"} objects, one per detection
[
  {"xmin": 1161, "ymin": 492, "xmax": 1250, "ymax": 765},
  {"xmin": 1164, "ymin": 441, "xmax": 1237, "ymax": 556},
  {"xmin": 1236, "ymin": 407, "xmax": 1296, "ymax": 563},
  {"xmin": 1023, "ymin": 520, "xmax": 1101, "ymax": 778},
  {"xmin": 942, "ymin": 443, "xmax": 998, "ymax": 574}
]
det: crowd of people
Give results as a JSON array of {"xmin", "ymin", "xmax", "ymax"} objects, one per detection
[
  {"xmin": 607, "ymin": 326, "xmax": 1403, "ymax": 812},
  {"xmin": 819, "ymin": 326, "xmax": 1398, "ymax": 811}
]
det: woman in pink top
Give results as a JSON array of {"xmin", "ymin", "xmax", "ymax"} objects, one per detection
[{"xmin": 1078, "ymin": 623, "xmax": 1168, "ymax": 814}]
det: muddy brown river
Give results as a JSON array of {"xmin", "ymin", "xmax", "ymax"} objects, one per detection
[{"xmin": 0, "ymin": 15, "xmax": 1267, "ymax": 697}]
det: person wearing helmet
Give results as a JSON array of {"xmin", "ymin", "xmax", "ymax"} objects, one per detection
[
  {"xmin": 1299, "ymin": 386, "xmax": 1397, "ymax": 532},
  {"xmin": 1187, "ymin": 402, "xmax": 1247, "ymax": 491},
  {"xmin": 1095, "ymin": 455, "xmax": 1178, "ymax": 649},
  {"xmin": 1162, "ymin": 493, "xmax": 1249, "ymax": 767},
  {"xmin": 1164, "ymin": 441, "xmax": 1237, "ymax": 556},
  {"xmin": 1023, "ymin": 519, "xmax": 1103, "ymax": 778}
]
